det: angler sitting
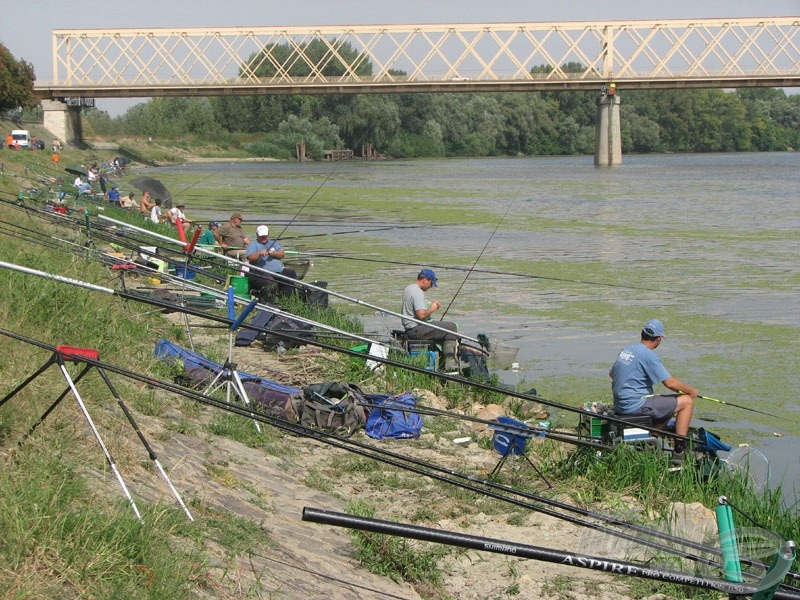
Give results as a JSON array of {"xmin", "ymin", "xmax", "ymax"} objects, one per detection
[
  {"xmin": 400, "ymin": 268, "xmax": 460, "ymax": 373},
  {"xmin": 245, "ymin": 225, "xmax": 298, "ymax": 300},
  {"xmin": 609, "ymin": 319, "xmax": 697, "ymax": 459}
]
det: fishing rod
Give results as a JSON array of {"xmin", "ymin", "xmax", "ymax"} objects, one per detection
[
  {"xmin": 698, "ymin": 395, "xmax": 782, "ymax": 420},
  {"xmin": 303, "ymin": 508, "xmax": 800, "ymax": 599},
  {"xmin": 284, "ymin": 250, "xmax": 708, "ymax": 297},
  {"xmin": 281, "ymin": 222, "xmax": 454, "ymax": 241},
  {"xmin": 0, "ymin": 328, "xmax": 776, "ymax": 586},
  {"xmin": 99, "ymin": 215, "xmax": 485, "ymax": 345},
  {"xmin": 441, "ymin": 188, "xmax": 519, "ymax": 319},
  {"xmin": 275, "ymin": 165, "xmax": 338, "ymax": 239}
]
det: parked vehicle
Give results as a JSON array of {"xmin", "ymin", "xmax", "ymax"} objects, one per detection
[{"xmin": 11, "ymin": 130, "xmax": 31, "ymax": 148}]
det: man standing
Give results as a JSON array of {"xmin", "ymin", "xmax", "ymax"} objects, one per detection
[
  {"xmin": 401, "ymin": 268, "xmax": 460, "ymax": 373},
  {"xmin": 246, "ymin": 225, "xmax": 298, "ymax": 299},
  {"xmin": 215, "ymin": 213, "xmax": 250, "ymax": 259},
  {"xmin": 609, "ymin": 319, "xmax": 697, "ymax": 458}
]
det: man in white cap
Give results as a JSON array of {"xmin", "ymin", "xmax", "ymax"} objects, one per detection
[
  {"xmin": 609, "ymin": 318, "xmax": 698, "ymax": 458},
  {"xmin": 401, "ymin": 268, "xmax": 460, "ymax": 373},
  {"xmin": 245, "ymin": 225, "xmax": 298, "ymax": 300}
]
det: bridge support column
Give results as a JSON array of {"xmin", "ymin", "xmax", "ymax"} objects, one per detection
[
  {"xmin": 594, "ymin": 89, "xmax": 621, "ymax": 166},
  {"xmin": 41, "ymin": 100, "xmax": 83, "ymax": 147}
]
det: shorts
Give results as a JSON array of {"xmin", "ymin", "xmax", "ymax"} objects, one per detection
[{"xmin": 632, "ymin": 395, "xmax": 678, "ymax": 423}]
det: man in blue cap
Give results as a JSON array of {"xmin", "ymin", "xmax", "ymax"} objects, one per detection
[
  {"xmin": 401, "ymin": 268, "xmax": 460, "ymax": 373},
  {"xmin": 609, "ymin": 319, "xmax": 698, "ymax": 458}
]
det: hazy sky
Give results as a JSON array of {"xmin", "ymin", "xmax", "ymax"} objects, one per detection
[{"xmin": 1, "ymin": 0, "xmax": 797, "ymax": 115}]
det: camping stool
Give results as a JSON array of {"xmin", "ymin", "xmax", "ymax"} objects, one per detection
[{"xmin": 488, "ymin": 416, "xmax": 552, "ymax": 488}]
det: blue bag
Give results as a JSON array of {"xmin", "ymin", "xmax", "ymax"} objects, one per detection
[{"xmin": 365, "ymin": 393, "xmax": 424, "ymax": 440}]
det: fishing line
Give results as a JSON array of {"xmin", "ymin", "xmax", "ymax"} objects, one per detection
[
  {"xmin": 275, "ymin": 165, "xmax": 339, "ymax": 239},
  {"xmin": 295, "ymin": 249, "xmax": 703, "ymax": 297},
  {"xmin": 440, "ymin": 189, "xmax": 520, "ymax": 319}
]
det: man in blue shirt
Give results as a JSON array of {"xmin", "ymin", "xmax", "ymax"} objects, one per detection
[
  {"xmin": 609, "ymin": 319, "xmax": 697, "ymax": 455},
  {"xmin": 245, "ymin": 225, "xmax": 298, "ymax": 300}
]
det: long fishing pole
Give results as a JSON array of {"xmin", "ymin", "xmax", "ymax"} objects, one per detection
[
  {"xmin": 303, "ymin": 508, "xmax": 800, "ymax": 599},
  {"xmin": 441, "ymin": 190, "xmax": 520, "ymax": 319},
  {"xmin": 6, "ymin": 324, "xmax": 793, "ymax": 586},
  {"xmin": 290, "ymin": 249, "xmax": 700, "ymax": 297},
  {"xmin": 698, "ymin": 395, "xmax": 781, "ymax": 419},
  {"xmin": 275, "ymin": 165, "xmax": 338, "ymax": 239}
]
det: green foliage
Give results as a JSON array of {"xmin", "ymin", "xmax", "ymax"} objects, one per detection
[
  {"xmin": 0, "ymin": 43, "xmax": 37, "ymax": 113},
  {"xmin": 346, "ymin": 500, "xmax": 446, "ymax": 589}
]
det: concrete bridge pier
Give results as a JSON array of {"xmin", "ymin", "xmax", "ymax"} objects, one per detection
[
  {"xmin": 594, "ymin": 87, "xmax": 622, "ymax": 166},
  {"xmin": 41, "ymin": 100, "xmax": 83, "ymax": 147}
]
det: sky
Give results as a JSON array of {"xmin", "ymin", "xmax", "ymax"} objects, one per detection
[{"xmin": 1, "ymin": 0, "xmax": 797, "ymax": 115}]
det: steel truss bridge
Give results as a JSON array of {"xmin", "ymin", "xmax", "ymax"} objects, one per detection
[{"xmin": 35, "ymin": 17, "xmax": 800, "ymax": 100}]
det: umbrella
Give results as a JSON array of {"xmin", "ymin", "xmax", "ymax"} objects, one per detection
[
  {"xmin": 65, "ymin": 165, "xmax": 88, "ymax": 177},
  {"xmin": 130, "ymin": 177, "xmax": 173, "ymax": 208}
]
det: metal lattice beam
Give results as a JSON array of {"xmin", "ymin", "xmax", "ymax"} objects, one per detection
[{"xmin": 37, "ymin": 17, "xmax": 800, "ymax": 99}]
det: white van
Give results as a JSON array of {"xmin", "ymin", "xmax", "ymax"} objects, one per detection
[{"xmin": 11, "ymin": 130, "xmax": 31, "ymax": 148}]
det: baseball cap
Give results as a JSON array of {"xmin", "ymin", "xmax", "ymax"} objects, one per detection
[
  {"xmin": 642, "ymin": 319, "xmax": 665, "ymax": 338},
  {"xmin": 231, "ymin": 212, "xmax": 243, "ymax": 221},
  {"xmin": 177, "ymin": 202, "xmax": 185, "ymax": 208},
  {"xmin": 419, "ymin": 268, "xmax": 438, "ymax": 287},
  {"xmin": 209, "ymin": 221, "xmax": 219, "ymax": 228},
  {"xmin": 256, "ymin": 225, "xmax": 269, "ymax": 237}
]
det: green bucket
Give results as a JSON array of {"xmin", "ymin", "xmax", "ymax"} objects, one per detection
[{"xmin": 230, "ymin": 276, "xmax": 249, "ymax": 299}]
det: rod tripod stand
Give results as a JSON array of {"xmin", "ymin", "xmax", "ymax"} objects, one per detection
[
  {"xmin": 0, "ymin": 345, "xmax": 194, "ymax": 522},
  {"xmin": 204, "ymin": 295, "xmax": 262, "ymax": 433}
]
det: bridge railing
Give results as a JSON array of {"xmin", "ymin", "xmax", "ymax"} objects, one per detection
[{"xmin": 42, "ymin": 18, "xmax": 800, "ymax": 96}]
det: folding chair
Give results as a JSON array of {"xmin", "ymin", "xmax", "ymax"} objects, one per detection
[{"xmin": 489, "ymin": 416, "xmax": 552, "ymax": 488}]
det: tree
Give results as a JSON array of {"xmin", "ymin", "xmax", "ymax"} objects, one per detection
[{"xmin": 0, "ymin": 43, "xmax": 37, "ymax": 113}]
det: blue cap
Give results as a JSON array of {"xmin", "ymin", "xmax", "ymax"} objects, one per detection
[
  {"xmin": 642, "ymin": 319, "xmax": 665, "ymax": 338},
  {"xmin": 419, "ymin": 268, "xmax": 438, "ymax": 287},
  {"xmin": 209, "ymin": 221, "xmax": 219, "ymax": 228}
]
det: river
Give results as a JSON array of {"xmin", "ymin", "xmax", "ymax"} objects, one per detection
[{"xmin": 142, "ymin": 152, "xmax": 800, "ymax": 502}]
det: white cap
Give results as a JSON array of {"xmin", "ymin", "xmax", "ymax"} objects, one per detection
[{"xmin": 256, "ymin": 225, "xmax": 269, "ymax": 237}]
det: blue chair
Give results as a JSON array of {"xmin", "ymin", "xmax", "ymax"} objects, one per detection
[{"xmin": 488, "ymin": 416, "xmax": 552, "ymax": 488}]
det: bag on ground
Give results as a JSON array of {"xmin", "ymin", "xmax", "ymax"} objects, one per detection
[
  {"xmin": 299, "ymin": 382, "xmax": 368, "ymax": 436},
  {"xmin": 364, "ymin": 392, "xmax": 424, "ymax": 440},
  {"xmin": 261, "ymin": 315, "xmax": 315, "ymax": 351}
]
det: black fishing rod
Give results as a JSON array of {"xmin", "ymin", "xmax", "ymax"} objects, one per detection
[
  {"xmin": 441, "ymin": 188, "xmax": 519, "ymax": 319},
  {"xmin": 281, "ymin": 222, "xmax": 454, "ymax": 242},
  {"xmin": 4, "ymin": 325, "xmax": 794, "ymax": 587},
  {"xmin": 275, "ymin": 165, "xmax": 338, "ymax": 239},
  {"xmin": 303, "ymin": 509, "xmax": 800, "ymax": 599},
  {"xmin": 285, "ymin": 250, "xmax": 710, "ymax": 297}
]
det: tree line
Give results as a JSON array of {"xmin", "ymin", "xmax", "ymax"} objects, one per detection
[{"xmin": 84, "ymin": 86, "xmax": 800, "ymax": 159}]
